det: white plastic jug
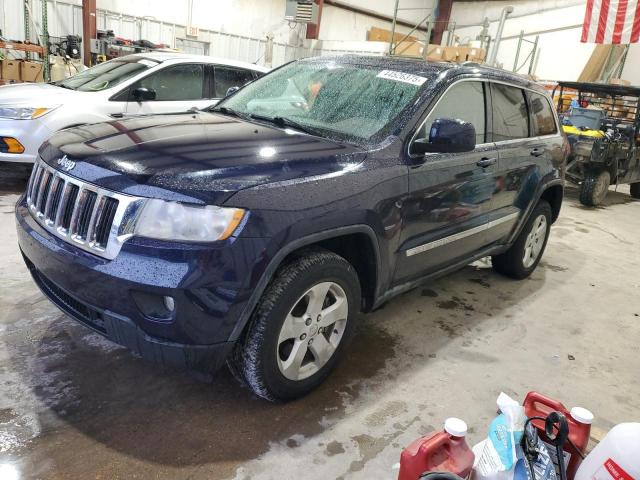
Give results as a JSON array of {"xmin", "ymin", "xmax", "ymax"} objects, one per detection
[{"xmin": 575, "ymin": 423, "xmax": 640, "ymax": 480}]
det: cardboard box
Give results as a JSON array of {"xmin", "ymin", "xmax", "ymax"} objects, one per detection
[
  {"xmin": 395, "ymin": 41, "xmax": 424, "ymax": 57},
  {"xmin": 367, "ymin": 26, "xmax": 417, "ymax": 44},
  {"xmin": 466, "ymin": 47, "xmax": 486, "ymax": 62},
  {"xmin": 442, "ymin": 46, "xmax": 471, "ymax": 62},
  {"xmin": 441, "ymin": 46, "xmax": 458, "ymax": 61},
  {"xmin": 425, "ymin": 44, "xmax": 444, "ymax": 61},
  {"xmin": 1, "ymin": 60, "xmax": 21, "ymax": 81},
  {"xmin": 20, "ymin": 61, "xmax": 44, "ymax": 82},
  {"xmin": 441, "ymin": 46, "xmax": 486, "ymax": 63},
  {"xmin": 395, "ymin": 42, "xmax": 444, "ymax": 60}
]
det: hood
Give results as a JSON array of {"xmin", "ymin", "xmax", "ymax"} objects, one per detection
[
  {"xmin": 0, "ymin": 82, "xmax": 80, "ymax": 104},
  {"xmin": 39, "ymin": 112, "xmax": 367, "ymax": 204}
]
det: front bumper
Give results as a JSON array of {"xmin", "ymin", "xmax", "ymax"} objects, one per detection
[
  {"xmin": 0, "ymin": 117, "xmax": 52, "ymax": 164},
  {"xmin": 24, "ymin": 255, "xmax": 234, "ymax": 372},
  {"xmin": 16, "ymin": 197, "xmax": 270, "ymax": 372}
]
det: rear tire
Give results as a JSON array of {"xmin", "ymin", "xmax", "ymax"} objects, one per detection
[
  {"xmin": 579, "ymin": 170, "xmax": 610, "ymax": 206},
  {"xmin": 492, "ymin": 200, "xmax": 552, "ymax": 280},
  {"xmin": 630, "ymin": 182, "xmax": 640, "ymax": 199},
  {"xmin": 228, "ymin": 248, "xmax": 360, "ymax": 401}
]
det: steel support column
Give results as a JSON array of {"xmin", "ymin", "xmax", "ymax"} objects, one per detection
[
  {"xmin": 82, "ymin": 0, "xmax": 97, "ymax": 67},
  {"xmin": 432, "ymin": 0, "xmax": 453, "ymax": 45},
  {"xmin": 306, "ymin": 0, "xmax": 324, "ymax": 40}
]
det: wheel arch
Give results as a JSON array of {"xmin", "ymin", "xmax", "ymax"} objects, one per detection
[
  {"xmin": 505, "ymin": 179, "xmax": 563, "ymax": 247},
  {"xmin": 229, "ymin": 225, "xmax": 382, "ymax": 342},
  {"xmin": 539, "ymin": 183, "xmax": 563, "ymax": 223}
]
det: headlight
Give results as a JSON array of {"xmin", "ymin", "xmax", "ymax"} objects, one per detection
[
  {"xmin": 0, "ymin": 105, "xmax": 60, "ymax": 120},
  {"xmin": 134, "ymin": 200, "xmax": 246, "ymax": 242}
]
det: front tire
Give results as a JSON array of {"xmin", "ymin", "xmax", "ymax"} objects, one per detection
[
  {"xmin": 630, "ymin": 182, "xmax": 640, "ymax": 199},
  {"xmin": 492, "ymin": 200, "xmax": 552, "ymax": 279},
  {"xmin": 579, "ymin": 170, "xmax": 610, "ymax": 206},
  {"xmin": 229, "ymin": 248, "xmax": 361, "ymax": 401}
]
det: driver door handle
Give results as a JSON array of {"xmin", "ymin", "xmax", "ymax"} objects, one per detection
[{"xmin": 477, "ymin": 157, "xmax": 497, "ymax": 168}]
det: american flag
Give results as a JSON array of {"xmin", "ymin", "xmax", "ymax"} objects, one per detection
[{"xmin": 581, "ymin": 0, "xmax": 640, "ymax": 43}]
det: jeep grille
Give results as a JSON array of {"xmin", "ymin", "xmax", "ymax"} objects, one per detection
[{"xmin": 26, "ymin": 158, "xmax": 143, "ymax": 260}]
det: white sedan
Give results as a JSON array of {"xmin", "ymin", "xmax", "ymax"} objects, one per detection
[{"xmin": 0, "ymin": 53, "xmax": 269, "ymax": 164}]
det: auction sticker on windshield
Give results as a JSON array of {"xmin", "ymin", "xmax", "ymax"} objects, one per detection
[{"xmin": 377, "ymin": 70, "xmax": 427, "ymax": 86}]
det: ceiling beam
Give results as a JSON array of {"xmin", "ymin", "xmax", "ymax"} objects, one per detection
[{"xmin": 323, "ymin": 0, "xmax": 430, "ymax": 34}]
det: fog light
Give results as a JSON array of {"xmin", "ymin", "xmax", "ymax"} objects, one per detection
[
  {"xmin": 1, "ymin": 137, "xmax": 25, "ymax": 154},
  {"xmin": 131, "ymin": 291, "xmax": 175, "ymax": 321},
  {"xmin": 163, "ymin": 296, "xmax": 175, "ymax": 312}
]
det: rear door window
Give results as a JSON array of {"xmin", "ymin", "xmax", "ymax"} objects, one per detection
[
  {"xmin": 490, "ymin": 83, "xmax": 529, "ymax": 141},
  {"xmin": 412, "ymin": 80, "xmax": 486, "ymax": 154},
  {"xmin": 129, "ymin": 63, "xmax": 206, "ymax": 101},
  {"xmin": 214, "ymin": 67, "xmax": 256, "ymax": 98},
  {"xmin": 529, "ymin": 92, "xmax": 558, "ymax": 136}
]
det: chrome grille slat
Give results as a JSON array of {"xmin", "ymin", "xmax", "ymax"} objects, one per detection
[
  {"xmin": 29, "ymin": 164, "xmax": 44, "ymax": 204},
  {"xmin": 95, "ymin": 197, "xmax": 119, "ymax": 248},
  {"xmin": 26, "ymin": 164, "xmax": 41, "ymax": 203},
  {"xmin": 38, "ymin": 172, "xmax": 54, "ymax": 215},
  {"xmin": 25, "ymin": 158, "xmax": 142, "ymax": 260},
  {"xmin": 75, "ymin": 191, "xmax": 98, "ymax": 241},
  {"xmin": 61, "ymin": 184, "xmax": 79, "ymax": 232},
  {"xmin": 43, "ymin": 176, "xmax": 62, "ymax": 222},
  {"xmin": 47, "ymin": 177, "xmax": 65, "ymax": 225},
  {"xmin": 34, "ymin": 170, "xmax": 51, "ymax": 215},
  {"xmin": 87, "ymin": 195, "xmax": 106, "ymax": 245}
]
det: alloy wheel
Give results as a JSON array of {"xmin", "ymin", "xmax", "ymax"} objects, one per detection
[
  {"xmin": 276, "ymin": 282, "xmax": 348, "ymax": 381},
  {"xmin": 523, "ymin": 214, "xmax": 548, "ymax": 268}
]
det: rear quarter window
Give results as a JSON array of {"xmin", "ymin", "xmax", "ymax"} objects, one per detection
[
  {"xmin": 491, "ymin": 83, "xmax": 529, "ymax": 142},
  {"xmin": 529, "ymin": 92, "xmax": 558, "ymax": 136}
]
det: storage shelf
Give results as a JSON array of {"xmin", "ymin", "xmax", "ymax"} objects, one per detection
[{"xmin": 0, "ymin": 42, "xmax": 45, "ymax": 55}]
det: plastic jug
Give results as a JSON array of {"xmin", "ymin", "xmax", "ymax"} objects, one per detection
[
  {"xmin": 398, "ymin": 418, "xmax": 475, "ymax": 480},
  {"xmin": 523, "ymin": 392, "xmax": 593, "ymax": 480},
  {"xmin": 575, "ymin": 423, "xmax": 640, "ymax": 480}
]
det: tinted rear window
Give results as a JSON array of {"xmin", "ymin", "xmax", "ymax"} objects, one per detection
[{"xmin": 529, "ymin": 92, "xmax": 558, "ymax": 136}]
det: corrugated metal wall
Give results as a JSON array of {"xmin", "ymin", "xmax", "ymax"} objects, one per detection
[{"xmin": 1, "ymin": 0, "xmax": 384, "ymax": 66}]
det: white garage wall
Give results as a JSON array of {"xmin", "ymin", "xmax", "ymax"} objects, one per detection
[
  {"xmin": 450, "ymin": 0, "xmax": 640, "ymax": 84},
  {"xmin": 450, "ymin": 0, "xmax": 595, "ymax": 81},
  {"xmin": 620, "ymin": 43, "xmax": 640, "ymax": 84},
  {"xmin": 1, "ymin": 0, "xmax": 430, "ymax": 65}
]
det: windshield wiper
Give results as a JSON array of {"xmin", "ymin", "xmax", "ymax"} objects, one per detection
[
  {"xmin": 209, "ymin": 106, "xmax": 249, "ymax": 120},
  {"xmin": 249, "ymin": 113, "xmax": 320, "ymax": 136}
]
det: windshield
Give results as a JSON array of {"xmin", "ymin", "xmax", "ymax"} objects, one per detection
[
  {"xmin": 57, "ymin": 58, "xmax": 158, "ymax": 92},
  {"xmin": 217, "ymin": 61, "xmax": 426, "ymax": 143}
]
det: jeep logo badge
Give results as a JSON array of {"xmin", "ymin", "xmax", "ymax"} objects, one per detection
[{"xmin": 56, "ymin": 155, "xmax": 76, "ymax": 172}]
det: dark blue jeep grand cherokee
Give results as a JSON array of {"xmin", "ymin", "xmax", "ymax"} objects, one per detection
[{"xmin": 16, "ymin": 56, "xmax": 567, "ymax": 400}]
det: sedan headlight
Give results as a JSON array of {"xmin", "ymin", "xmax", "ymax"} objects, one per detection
[
  {"xmin": 134, "ymin": 200, "xmax": 246, "ymax": 242},
  {"xmin": 0, "ymin": 105, "xmax": 60, "ymax": 120}
]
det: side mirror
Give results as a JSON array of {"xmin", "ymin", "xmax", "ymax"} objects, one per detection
[
  {"xmin": 413, "ymin": 118, "xmax": 476, "ymax": 154},
  {"xmin": 132, "ymin": 87, "xmax": 156, "ymax": 102},
  {"xmin": 225, "ymin": 86, "xmax": 240, "ymax": 97}
]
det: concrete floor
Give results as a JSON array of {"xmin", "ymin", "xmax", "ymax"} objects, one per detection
[{"xmin": 1, "ymin": 168, "xmax": 639, "ymax": 480}]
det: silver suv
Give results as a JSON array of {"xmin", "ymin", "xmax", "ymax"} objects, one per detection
[{"xmin": 0, "ymin": 53, "xmax": 268, "ymax": 164}]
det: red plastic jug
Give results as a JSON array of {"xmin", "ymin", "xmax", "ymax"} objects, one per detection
[
  {"xmin": 523, "ymin": 392, "xmax": 593, "ymax": 480},
  {"xmin": 398, "ymin": 418, "xmax": 475, "ymax": 480}
]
